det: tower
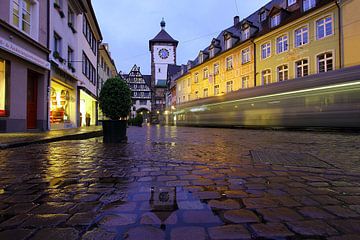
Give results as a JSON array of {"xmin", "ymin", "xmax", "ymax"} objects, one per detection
[{"xmin": 149, "ymin": 18, "xmax": 178, "ymax": 123}]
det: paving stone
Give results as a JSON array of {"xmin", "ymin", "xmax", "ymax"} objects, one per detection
[
  {"xmin": 0, "ymin": 214, "xmax": 30, "ymax": 228},
  {"xmin": 31, "ymin": 202, "xmax": 74, "ymax": 214},
  {"xmin": 208, "ymin": 224, "xmax": 251, "ymax": 240},
  {"xmin": 31, "ymin": 228, "xmax": 79, "ymax": 240},
  {"xmin": 21, "ymin": 214, "xmax": 70, "ymax": 227},
  {"xmin": 81, "ymin": 228, "xmax": 117, "ymax": 240},
  {"xmin": 208, "ymin": 199, "xmax": 240, "ymax": 210},
  {"xmin": 102, "ymin": 202, "xmax": 137, "ymax": 212},
  {"xmin": 99, "ymin": 214, "xmax": 137, "ymax": 227},
  {"xmin": 182, "ymin": 210, "xmax": 221, "ymax": 224},
  {"xmin": 286, "ymin": 220, "xmax": 338, "ymax": 236},
  {"xmin": 124, "ymin": 226, "xmax": 165, "ymax": 240},
  {"xmin": 224, "ymin": 190, "xmax": 248, "ymax": 198},
  {"xmin": 328, "ymin": 219, "xmax": 360, "ymax": 234},
  {"xmin": 0, "ymin": 203, "xmax": 38, "ymax": 215},
  {"xmin": 140, "ymin": 211, "xmax": 177, "ymax": 225},
  {"xmin": 257, "ymin": 207, "xmax": 303, "ymax": 222},
  {"xmin": 73, "ymin": 193, "xmax": 100, "ymax": 202},
  {"xmin": 171, "ymin": 226, "xmax": 206, "ymax": 240},
  {"xmin": 193, "ymin": 191, "xmax": 221, "ymax": 200},
  {"xmin": 177, "ymin": 200, "xmax": 205, "ymax": 210},
  {"xmin": 323, "ymin": 205, "xmax": 360, "ymax": 218},
  {"xmin": 67, "ymin": 212, "xmax": 97, "ymax": 226},
  {"xmin": 298, "ymin": 206, "xmax": 335, "ymax": 219},
  {"xmin": 0, "ymin": 229, "xmax": 34, "ymax": 240},
  {"xmin": 157, "ymin": 176, "xmax": 177, "ymax": 181},
  {"xmin": 251, "ymin": 223, "xmax": 295, "ymax": 238},
  {"xmin": 166, "ymin": 180, "xmax": 190, "ymax": 187},
  {"xmin": 310, "ymin": 195, "xmax": 342, "ymax": 205},
  {"xmin": 327, "ymin": 234, "xmax": 360, "ymax": 240},
  {"xmin": 224, "ymin": 209, "xmax": 259, "ymax": 223},
  {"xmin": 243, "ymin": 197, "xmax": 279, "ymax": 208}
]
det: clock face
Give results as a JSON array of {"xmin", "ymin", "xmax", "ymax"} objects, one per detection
[{"xmin": 158, "ymin": 48, "xmax": 169, "ymax": 59}]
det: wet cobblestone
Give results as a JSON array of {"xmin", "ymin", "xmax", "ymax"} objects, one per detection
[{"xmin": 0, "ymin": 126, "xmax": 360, "ymax": 239}]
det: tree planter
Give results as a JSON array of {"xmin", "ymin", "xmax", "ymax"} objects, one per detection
[{"xmin": 102, "ymin": 120, "xmax": 127, "ymax": 143}]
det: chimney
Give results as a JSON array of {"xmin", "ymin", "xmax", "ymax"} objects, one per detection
[{"xmin": 234, "ymin": 16, "xmax": 240, "ymax": 26}]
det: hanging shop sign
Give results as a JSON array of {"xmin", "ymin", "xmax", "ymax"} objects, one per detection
[{"xmin": 0, "ymin": 37, "xmax": 50, "ymax": 70}]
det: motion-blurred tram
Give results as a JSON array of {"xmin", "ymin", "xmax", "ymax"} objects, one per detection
[{"xmin": 171, "ymin": 66, "xmax": 360, "ymax": 129}]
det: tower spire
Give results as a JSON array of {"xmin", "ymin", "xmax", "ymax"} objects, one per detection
[{"xmin": 160, "ymin": 17, "xmax": 166, "ymax": 30}]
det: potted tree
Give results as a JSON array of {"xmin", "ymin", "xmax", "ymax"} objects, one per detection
[{"xmin": 99, "ymin": 77, "xmax": 132, "ymax": 143}]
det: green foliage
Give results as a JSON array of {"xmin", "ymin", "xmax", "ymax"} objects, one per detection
[
  {"xmin": 133, "ymin": 113, "xmax": 143, "ymax": 126},
  {"xmin": 99, "ymin": 77, "xmax": 132, "ymax": 120}
]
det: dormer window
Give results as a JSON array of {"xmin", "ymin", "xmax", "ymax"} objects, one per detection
[
  {"xmin": 271, "ymin": 13, "xmax": 281, "ymax": 28},
  {"xmin": 243, "ymin": 27, "xmax": 250, "ymax": 40},
  {"xmin": 260, "ymin": 11, "xmax": 267, "ymax": 22},
  {"xmin": 303, "ymin": 0, "xmax": 316, "ymax": 11},
  {"xmin": 199, "ymin": 52, "xmax": 204, "ymax": 63},
  {"xmin": 209, "ymin": 48, "xmax": 215, "ymax": 58},
  {"xmin": 225, "ymin": 38, "xmax": 232, "ymax": 50},
  {"xmin": 288, "ymin": 0, "xmax": 296, "ymax": 6}
]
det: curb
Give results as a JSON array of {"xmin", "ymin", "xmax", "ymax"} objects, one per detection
[{"xmin": 0, "ymin": 130, "xmax": 103, "ymax": 149}]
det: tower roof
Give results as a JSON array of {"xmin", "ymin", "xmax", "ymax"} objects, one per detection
[{"xmin": 149, "ymin": 19, "xmax": 178, "ymax": 50}]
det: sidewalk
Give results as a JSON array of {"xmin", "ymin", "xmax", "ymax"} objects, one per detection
[{"xmin": 0, "ymin": 126, "xmax": 103, "ymax": 149}]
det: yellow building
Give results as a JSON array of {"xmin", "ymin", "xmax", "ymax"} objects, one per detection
[
  {"xmin": 255, "ymin": 0, "xmax": 340, "ymax": 86},
  {"xmin": 340, "ymin": 0, "xmax": 360, "ymax": 67},
  {"xmin": 176, "ymin": 17, "xmax": 256, "ymax": 104}
]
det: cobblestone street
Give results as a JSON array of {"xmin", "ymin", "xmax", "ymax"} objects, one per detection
[{"xmin": 0, "ymin": 126, "xmax": 360, "ymax": 240}]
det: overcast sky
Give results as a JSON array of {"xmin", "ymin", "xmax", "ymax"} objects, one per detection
[{"xmin": 92, "ymin": 0, "xmax": 269, "ymax": 75}]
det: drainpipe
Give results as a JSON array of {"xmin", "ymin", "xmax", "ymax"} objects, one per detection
[
  {"xmin": 335, "ymin": 0, "xmax": 343, "ymax": 69},
  {"xmin": 251, "ymin": 39, "xmax": 257, "ymax": 87},
  {"xmin": 46, "ymin": 0, "xmax": 51, "ymax": 131}
]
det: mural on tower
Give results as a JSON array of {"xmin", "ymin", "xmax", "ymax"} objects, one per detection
[{"xmin": 149, "ymin": 18, "xmax": 178, "ymax": 123}]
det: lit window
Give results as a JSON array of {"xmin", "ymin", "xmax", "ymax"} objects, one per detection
[
  {"xmin": 277, "ymin": 65, "xmax": 289, "ymax": 81},
  {"xmin": 0, "ymin": 59, "xmax": 7, "ymax": 117},
  {"xmin": 262, "ymin": 69, "xmax": 271, "ymax": 85},
  {"xmin": 243, "ymin": 28, "xmax": 250, "ymax": 40},
  {"xmin": 317, "ymin": 52, "xmax": 333, "ymax": 73},
  {"xmin": 214, "ymin": 63, "xmax": 219, "ymax": 75},
  {"xmin": 276, "ymin": 35, "xmax": 288, "ymax": 54},
  {"xmin": 194, "ymin": 73, "xmax": 199, "ymax": 83},
  {"xmin": 303, "ymin": 0, "xmax": 316, "ymax": 11},
  {"xmin": 295, "ymin": 59, "xmax": 309, "ymax": 78},
  {"xmin": 203, "ymin": 68, "xmax": 209, "ymax": 79},
  {"xmin": 203, "ymin": 88, "xmax": 208, "ymax": 97},
  {"xmin": 226, "ymin": 81, "xmax": 233, "ymax": 93},
  {"xmin": 317, "ymin": 16, "xmax": 333, "ymax": 39},
  {"xmin": 242, "ymin": 48, "xmax": 251, "ymax": 64},
  {"xmin": 271, "ymin": 14, "xmax": 280, "ymax": 28},
  {"xmin": 295, "ymin": 27, "xmax": 309, "ymax": 47},
  {"xmin": 214, "ymin": 85, "xmax": 220, "ymax": 95},
  {"xmin": 288, "ymin": 0, "xmax": 296, "ymax": 6},
  {"xmin": 226, "ymin": 56, "xmax": 233, "ymax": 70},
  {"xmin": 261, "ymin": 43, "xmax": 271, "ymax": 59},
  {"xmin": 12, "ymin": 0, "xmax": 32, "ymax": 34},
  {"xmin": 242, "ymin": 76, "xmax": 249, "ymax": 89}
]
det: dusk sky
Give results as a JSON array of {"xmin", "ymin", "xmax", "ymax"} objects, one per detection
[{"xmin": 92, "ymin": 0, "xmax": 269, "ymax": 75}]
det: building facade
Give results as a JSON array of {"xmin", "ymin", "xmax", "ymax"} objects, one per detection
[
  {"xmin": 149, "ymin": 19, "xmax": 178, "ymax": 123},
  {"xmin": 123, "ymin": 65, "xmax": 152, "ymax": 121},
  {"xmin": 0, "ymin": 0, "xmax": 50, "ymax": 132}
]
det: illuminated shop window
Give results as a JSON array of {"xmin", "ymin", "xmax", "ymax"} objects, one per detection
[{"xmin": 0, "ymin": 60, "xmax": 7, "ymax": 116}]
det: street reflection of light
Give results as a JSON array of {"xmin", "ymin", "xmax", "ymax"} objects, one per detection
[
  {"xmin": 164, "ymin": 110, "xmax": 169, "ymax": 115},
  {"xmin": 190, "ymin": 107, "xmax": 206, "ymax": 112},
  {"xmin": 171, "ymin": 105, "xmax": 176, "ymax": 110}
]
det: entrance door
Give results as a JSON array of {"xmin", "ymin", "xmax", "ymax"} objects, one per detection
[{"xmin": 27, "ymin": 71, "xmax": 38, "ymax": 129}]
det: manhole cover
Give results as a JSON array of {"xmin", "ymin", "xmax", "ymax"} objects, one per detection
[{"xmin": 250, "ymin": 150, "xmax": 334, "ymax": 168}]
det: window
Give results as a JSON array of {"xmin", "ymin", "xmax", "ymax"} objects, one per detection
[
  {"xmin": 68, "ymin": 7, "xmax": 75, "ymax": 28},
  {"xmin": 261, "ymin": 43, "xmax": 271, "ymax": 59},
  {"xmin": 317, "ymin": 52, "xmax": 333, "ymax": 73},
  {"xmin": 158, "ymin": 68, "xmax": 161, "ymax": 73},
  {"xmin": 83, "ymin": 16, "xmax": 97, "ymax": 54},
  {"xmin": 203, "ymin": 88, "xmax": 208, "ymax": 97},
  {"xmin": 214, "ymin": 85, "xmax": 220, "ymax": 95},
  {"xmin": 12, "ymin": 0, "xmax": 32, "ymax": 34},
  {"xmin": 100, "ymin": 57, "xmax": 104, "ymax": 69},
  {"xmin": 209, "ymin": 48, "xmax": 215, "ymax": 58},
  {"xmin": 226, "ymin": 81, "xmax": 233, "ymax": 93},
  {"xmin": 214, "ymin": 63, "xmax": 219, "ymax": 75},
  {"xmin": 303, "ymin": 0, "xmax": 316, "ymax": 11},
  {"xmin": 226, "ymin": 56, "xmax": 233, "ymax": 70},
  {"xmin": 276, "ymin": 35, "xmax": 288, "ymax": 54},
  {"xmin": 194, "ymin": 73, "xmax": 199, "ymax": 83},
  {"xmin": 317, "ymin": 16, "xmax": 333, "ymax": 39},
  {"xmin": 140, "ymin": 100, "xmax": 147, "ymax": 105},
  {"xmin": 243, "ymin": 28, "xmax": 250, "ymax": 40},
  {"xmin": 288, "ymin": 0, "xmax": 296, "ymax": 6},
  {"xmin": 242, "ymin": 76, "xmax": 249, "ymax": 89},
  {"xmin": 295, "ymin": 59, "xmax": 309, "ymax": 77},
  {"xmin": 67, "ymin": 47, "xmax": 74, "ymax": 69},
  {"xmin": 82, "ymin": 52, "xmax": 96, "ymax": 84},
  {"xmin": 260, "ymin": 11, "xmax": 267, "ymax": 22},
  {"xmin": 225, "ymin": 38, "xmax": 232, "ymax": 50},
  {"xmin": 203, "ymin": 68, "xmax": 209, "ymax": 79},
  {"xmin": 54, "ymin": 32, "xmax": 62, "ymax": 55},
  {"xmin": 277, "ymin": 65, "xmax": 289, "ymax": 81},
  {"xmin": 178, "ymin": 83, "xmax": 181, "ymax": 91},
  {"xmin": 295, "ymin": 27, "xmax": 309, "ymax": 47},
  {"xmin": 271, "ymin": 14, "xmax": 280, "ymax": 28},
  {"xmin": 187, "ymin": 78, "xmax": 191, "ymax": 86},
  {"xmin": 0, "ymin": 59, "xmax": 8, "ymax": 117},
  {"xmin": 242, "ymin": 48, "xmax": 251, "ymax": 64},
  {"xmin": 262, "ymin": 69, "xmax": 271, "ymax": 85},
  {"xmin": 199, "ymin": 53, "xmax": 204, "ymax": 63}
]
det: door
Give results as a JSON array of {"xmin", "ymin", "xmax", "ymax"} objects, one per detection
[{"xmin": 27, "ymin": 72, "xmax": 38, "ymax": 129}]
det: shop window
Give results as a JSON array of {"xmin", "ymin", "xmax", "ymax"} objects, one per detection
[
  {"xmin": 0, "ymin": 60, "xmax": 9, "ymax": 117},
  {"xmin": 50, "ymin": 83, "xmax": 71, "ymax": 125}
]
